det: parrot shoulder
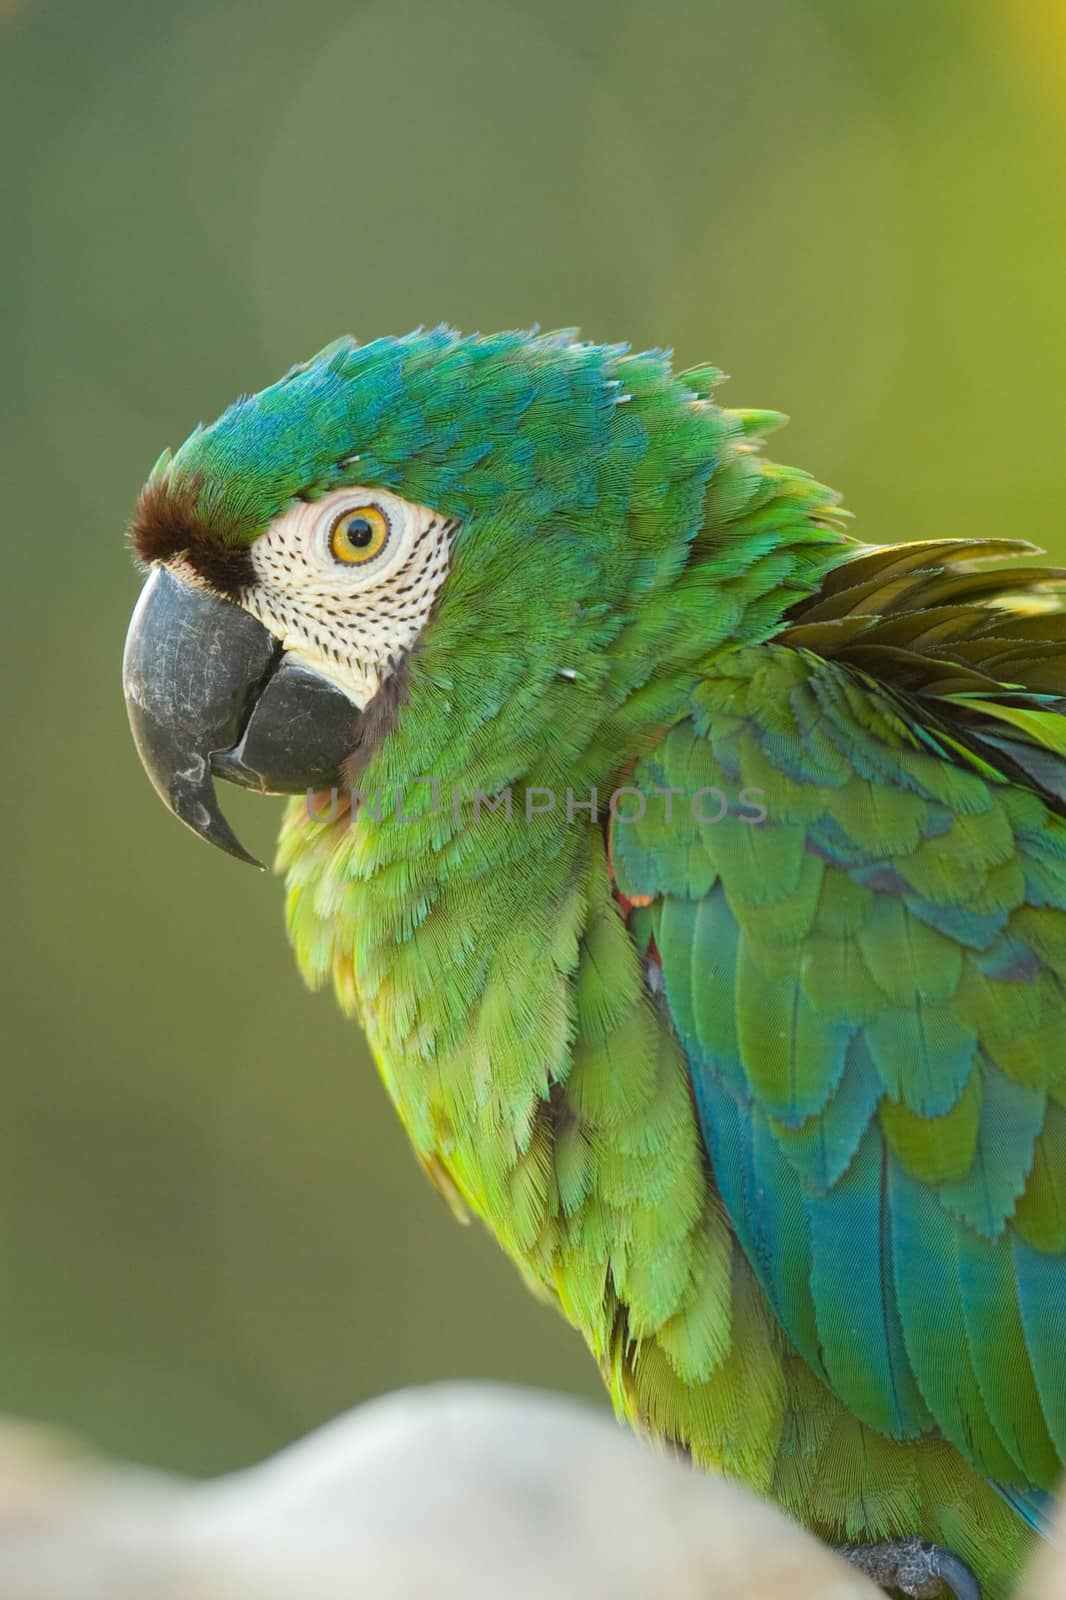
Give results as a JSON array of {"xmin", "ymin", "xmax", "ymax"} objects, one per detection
[{"xmin": 607, "ymin": 537, "xmax": 1066, "ymax": 1493}]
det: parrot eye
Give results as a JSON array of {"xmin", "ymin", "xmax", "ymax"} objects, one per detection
[
  {"xmin": 328, "ymin": 504, "xmax": 390, "ymax": 565},
  {"xmin": 275, "ymin": 485, "xmax": 441, "ymax": 598}
]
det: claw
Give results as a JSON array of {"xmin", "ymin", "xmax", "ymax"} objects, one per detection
[{"xmin": 839, "ymin": 1537, "xmax": 981, "ymax": 1600}]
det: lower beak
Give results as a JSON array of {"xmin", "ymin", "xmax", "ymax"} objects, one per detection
[{"xmin": 122, "ymin": 566, "xmax": 359, "ymax": 867}]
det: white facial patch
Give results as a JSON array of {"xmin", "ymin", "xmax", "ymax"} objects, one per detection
[{"xmin": 242, "ymin": 487, "xmax": 456, "ymax": 708}]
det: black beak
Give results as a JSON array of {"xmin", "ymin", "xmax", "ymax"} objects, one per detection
[{"xmin": 122, "ymin": 566, "xmax": 359, "ymax": 867}]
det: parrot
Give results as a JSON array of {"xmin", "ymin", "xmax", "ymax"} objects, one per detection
[{"xmin": 122, "ymin": 329, "xmax": 1065, "ymax": 1600}]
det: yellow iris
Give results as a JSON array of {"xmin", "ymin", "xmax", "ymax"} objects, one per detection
[{"xmin": 329, "ymin": 504, "xmax": 390, "ymax": 564}]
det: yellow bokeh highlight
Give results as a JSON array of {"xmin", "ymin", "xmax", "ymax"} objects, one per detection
[{"xmin": 991, "ymin": 0, "xmax": 1066, "ymax": 97}]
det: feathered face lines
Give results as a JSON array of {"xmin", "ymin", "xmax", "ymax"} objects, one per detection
[{"xmin": 239, "ymin": 487, "xmax": 457, "ymax": 709}]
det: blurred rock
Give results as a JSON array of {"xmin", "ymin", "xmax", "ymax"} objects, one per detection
[
  {"xmin": 0, "ymin": 1384, "xmax": 879, "ymax": 1599},
  {"xmin": 1016, "ymin": 1490, "xmax": 1066, "ymax": 1600}
]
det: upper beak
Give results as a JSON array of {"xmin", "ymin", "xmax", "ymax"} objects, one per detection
[{"xmin": 122, "ymin": 566, "xmax": 359, "ymax": 867}]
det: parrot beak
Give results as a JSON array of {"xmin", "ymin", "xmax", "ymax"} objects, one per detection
[{"xmin": 122, "ymin": 566, "xmax": 359, "ymax": 867}]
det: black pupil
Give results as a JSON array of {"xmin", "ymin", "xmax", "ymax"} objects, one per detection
[{"xmin": 347, "ymin": 516, "xmax": 375, "ymax": 547}]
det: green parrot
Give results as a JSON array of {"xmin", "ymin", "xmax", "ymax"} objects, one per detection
[{"xmin": 122, "ymin": 329, "xmax": 1064, "ymax": 1600}]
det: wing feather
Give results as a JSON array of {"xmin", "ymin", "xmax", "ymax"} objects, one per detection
[{"xmin": 611, "ymin": 641, "xmax": 1066, "ymax": 1495}]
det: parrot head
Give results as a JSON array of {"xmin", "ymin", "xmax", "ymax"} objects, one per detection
[{"xmin": 122, "ymin": 327, "xmax": 814, "ymax": 863}]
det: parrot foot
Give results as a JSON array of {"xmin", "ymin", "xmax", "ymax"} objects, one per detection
[{"xmin": 838, "ymin": 1538, "xmax": 980, "ymax": 1600}]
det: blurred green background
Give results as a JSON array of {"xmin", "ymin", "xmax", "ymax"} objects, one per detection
[{"xmin": 2, "ymin": 0, "xmax": 1065, "ymax": 1476}]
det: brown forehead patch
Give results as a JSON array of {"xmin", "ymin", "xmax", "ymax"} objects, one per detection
[{"xmin": 128, "ymin": 476, "xmax": 256, "ymax": 601}]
